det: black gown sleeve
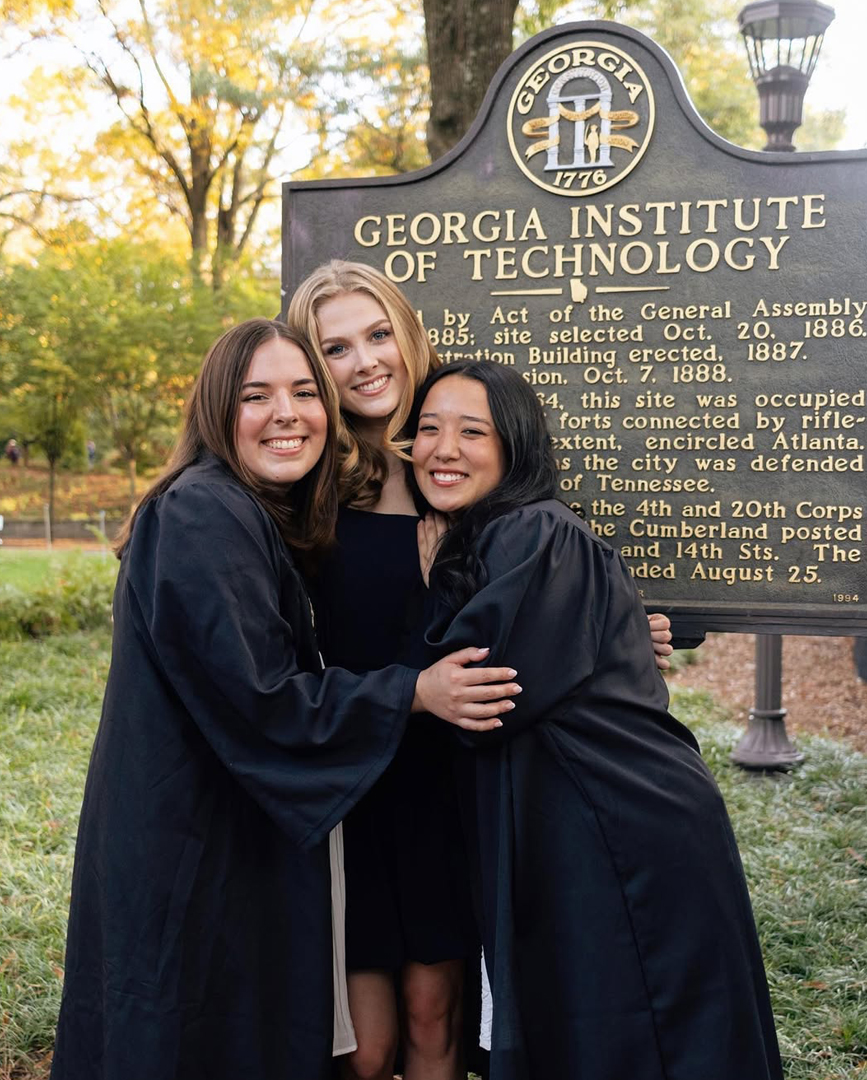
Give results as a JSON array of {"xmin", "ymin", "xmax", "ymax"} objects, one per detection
[
  {"xmin": 423, "ymin": 505, "xmax": 609, "ymax": 748},
  {"xmin": 124, "ymin": 479, "xmax": 418, "ymax": 850}
]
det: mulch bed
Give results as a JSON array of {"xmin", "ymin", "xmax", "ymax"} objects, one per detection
[{"xmin": 668, "ymin": 633, "xmax": 867, "ymax": 754}]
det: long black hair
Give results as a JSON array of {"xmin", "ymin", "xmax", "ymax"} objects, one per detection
[{"xmin": 407, "ymin": 361, "xmax": 559, "ymax": 610}]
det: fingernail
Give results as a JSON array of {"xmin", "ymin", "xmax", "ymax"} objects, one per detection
[
  {"xmin": 494, "ymin": 720, "xmax": 503, "ymax": 727},
  {"xmin": 506, "ymin": 701, "xmax": 516, "ymax": 710},
  {"xmin": 478, "ymin": 647, "xmax": 490, "ymax": 654},
  {"xmin": 507, "ymin": 669, "xmax": 517, "ymax": 677},
  {"xmin": 513, "ymin": 684, "xmax": 523, "ymax": 693}
]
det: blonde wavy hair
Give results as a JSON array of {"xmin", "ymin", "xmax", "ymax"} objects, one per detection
[{"xmin": 288, "ymin": 260, "xmax": 440, "ymax": 508}]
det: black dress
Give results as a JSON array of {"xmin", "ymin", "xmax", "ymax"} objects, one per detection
[
  {"xmin": 418, "ymin": 501, "xmax": 783, "ymax": 1080},
  {"xmin": 51, "ymin": 459, "xmax": 418, "ymax": 1080},
  {"xmin": 312, "ymin": 507, "xmax": 476, "ymax": 970}
]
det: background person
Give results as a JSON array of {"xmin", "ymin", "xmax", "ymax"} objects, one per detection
[{"xmin": 5, "ymin": 437, "xmax": 20, "ymax": 465}]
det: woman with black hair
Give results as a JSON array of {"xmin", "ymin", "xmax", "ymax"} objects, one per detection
[{"xmin": 410, "ymin": 361, "xmax": 783, "ymax": 1080}]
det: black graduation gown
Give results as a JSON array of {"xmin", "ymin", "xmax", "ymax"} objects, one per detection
[
  {"xmin": 51, "ymin": 457, "xmax": 418, "ymax": 1080},
  {"xmin": 420, "ymin": 500, "xmax": 782, "ymax": 1080}
]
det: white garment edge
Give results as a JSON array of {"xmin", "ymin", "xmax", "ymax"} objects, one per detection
[
  {"xmin": 330, "ymin": 821, "xmax": 358, "ymax": 1056},
  {"xmin": 480, "ymin": 947, "xmax": 493, "ymax": 1052}
]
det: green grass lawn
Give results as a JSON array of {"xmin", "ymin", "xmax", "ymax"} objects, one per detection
[
  {"xmin": 0, "ymin": 550, "xmax": 113, "ymax": 592},
  {"xmin": 0, "ymin": 552, "xmax": 57, "ymax": 591},
  {"xmin": 1, "ymin": 632, "xmax": 112, "ymax": 1080},
  {"xmin": 1, "ymin": 637, "xmax": 866, "ymax": 1079}
]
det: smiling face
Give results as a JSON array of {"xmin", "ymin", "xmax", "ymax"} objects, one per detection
[
  {"xmin": 315, "ymin": 290, "xmax": 409, "ymax": 430},
  {"xmin": 234, "ymin": 336, "xmax": 328, "ymax": 486},
  {"xmin": 412, "ymin": 375, "xmax": 507, "ymax": 516}
]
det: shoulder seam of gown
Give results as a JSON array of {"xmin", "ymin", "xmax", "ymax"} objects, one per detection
[{"xmin": 160, "ymin": 477, "xmax": 275, "ymax": 532}]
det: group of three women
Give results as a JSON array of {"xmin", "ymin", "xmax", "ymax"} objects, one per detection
[{"xmin": 50, "ymin": 262, "xmax": 783, "ymax": 1080}]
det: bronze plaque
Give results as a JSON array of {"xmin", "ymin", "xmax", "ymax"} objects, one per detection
[{"xmin": 282, "ymin": 22, "xmax": 867, "ymax": 636}]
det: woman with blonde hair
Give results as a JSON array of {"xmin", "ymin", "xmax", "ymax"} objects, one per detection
[
  {"xmin": 291, "ymin": 264, "xmax": 473, "ymax": 1080},
  {"xmin": 291, "ymin": 259, "xmax": 440, "ymax": 512},
  {"xmin": 289, "ymin": 262, "xmax": 673, "ymax": 1080}
]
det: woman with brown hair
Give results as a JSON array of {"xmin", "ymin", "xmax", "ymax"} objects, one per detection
[{"xmin": 50, "ymin": 318, "xmax": 519, "ymax": 1080}]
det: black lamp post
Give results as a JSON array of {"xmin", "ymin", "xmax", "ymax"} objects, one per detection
[
  {"xmin": 732, "ymin": 1, "xmax": 834, "ymax": 769},
  {"xmin": 738, "ymin": 1, "xmax": 835, "ymax": 151}
]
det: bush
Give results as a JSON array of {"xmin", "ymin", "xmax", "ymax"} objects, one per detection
[
  {"xmin": 666, "ymin": 647, "xmax": 699, "ymax": 673},
  {"xmin": 0, "ymin": 555, "xmax": 116, "ymax": 640}
]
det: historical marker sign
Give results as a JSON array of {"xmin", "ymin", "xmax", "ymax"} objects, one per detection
[{"xmin": 282, "ymin": 21, "xmax": 867, "ymax": 637}]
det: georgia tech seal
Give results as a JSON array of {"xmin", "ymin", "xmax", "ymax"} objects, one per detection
[{"xmin": 507, "ymin": 41, "xmax": 654, "ymax": 197}]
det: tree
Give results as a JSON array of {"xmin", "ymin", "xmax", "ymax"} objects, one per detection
[
  {"xmin": 420, "ymin": 0, "xmax": 844, "ymax": 157},
  {"xmin": 0, "ymin": 67, "xmax": 104, "ymax": 254},
  {"xmin": 0, "ymin": 156, "xmax": 57, "ymax": 253},
  {"xmin": 1, "ymin": 0, "xmax": 75, "ymax": 57},
  {"xmin": 0, "ymin": 239, "xmax": 277, "ymax": 510},
  {"xmin": 63, "ymin": 0, "xmax": 325, "ymax": 285},
  {"xmin": 59, "ymin": 241, "xmax": 277, "ymax": 498},
  {"xmin": 297, "ymin": 43, "xmax": 430, "ymax": 180},
  {"xmin": 28, "ymin": 383, "xmax": 80, "ymax": 524},
  {"xmin": 614, "ymin": 0, "xmax": 760, "ymax": 148},
  {"xmin": 422, "ymin": 0, "xmax": 520, "ymax": 161},
  {"xmin": 1, "ymin": 0, "xmax": 847, "ymax": 281},
  {"xmin": 796, "ymin": 104, "xmax": 846, "ymax": 153},
  {"xmin": 0, "ymin": 259, "xmax": 84, "ymax": 525}
]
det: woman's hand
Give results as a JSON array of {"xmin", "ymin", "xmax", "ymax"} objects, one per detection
[
  {"xmin": 413, "ymin": 647, "xmax": 521, "ymax": 730},
  {"xmin": 648, "ymin": 612, "xmax": 673, "ymax": 670},
  {"xmin": 417, "ymin": 512, "xmax": 449, "ymax": 587}
]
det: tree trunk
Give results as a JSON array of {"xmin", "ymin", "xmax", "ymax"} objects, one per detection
[
  {"xmin": 48, "ymin": 456, "xmax": 56, "ymax": 536},
  {"xmin": 188, "ymin": 125, "xmax": 212, "ymax": 282},
  {"xmin": 212, "ymin": 166, "xmax": 236, "ymax": 292},
  {"xmin": 422, "ymin": 0, "xmax": 520, "ymax": 161},
  {"xmin": 189, "ymin": 198, "xmax": 209, "ymax": 282},
  {"xmin": 127, "ymin": 456, "xmax": 137, "ymax": 505}
]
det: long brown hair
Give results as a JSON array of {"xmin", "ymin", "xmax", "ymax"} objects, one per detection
[
  {"xmin": 114, "ymin": 318, "xmax": 341, "ymax": 558},
  {"xmin": 288, "ymin": 260, "xmax": 440, "ymax": 508}
]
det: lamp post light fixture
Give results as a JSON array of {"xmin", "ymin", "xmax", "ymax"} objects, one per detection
[
  {"xmin": 732, "ymin": 1, "xmax": 834, "ymax": 770},
  {"xmin": 738, "ymin": 0, "xmax": 835, "ymax": 151},
  {"xmin": 734, "ymin": 1, "xmax": 837, "ymax": 152}
]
